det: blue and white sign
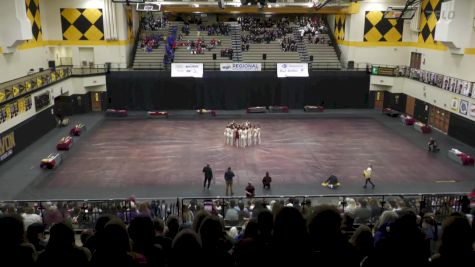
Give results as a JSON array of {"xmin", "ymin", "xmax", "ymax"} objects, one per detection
[
  {"xmin": 459, "ymin": 100, "xmax": 468, "ymax": 115},
  {"xmin": 220, "ymin": 63, "xmax": 261, "ymax": 72},
  {"xmin": 171, "ymin": 63, "xmax": 203, "ymax": 78},
  {"xmin": 277, "ymin": 63, "xmax": 309, "ymax": 78}
]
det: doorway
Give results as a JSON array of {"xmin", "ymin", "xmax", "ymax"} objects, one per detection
[
  {"xmin": 90, "ymin": 92, "xmax": 102, "ymax": 111},
  {"xmin": 374, "ymin": 91, "xmax": 384, "ymax": 110}
]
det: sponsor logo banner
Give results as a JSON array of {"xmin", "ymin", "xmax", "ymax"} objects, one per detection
[
  {"xmin": 0, "ymin": 131, "xmax": 15, "ymax": 162},
  {"xmin": 171, "ymin": 63, "xmax": 203, "ymax": 78},
  {"xmin": 277, "ymin": 63, "xmax": 309, "ymax": 78},
  {"xmin": 220, "ymin": 63, "xmax": 261, "ymax": 72}
]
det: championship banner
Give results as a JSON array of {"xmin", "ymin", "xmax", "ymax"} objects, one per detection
[
  {"xmin": 277, "ymin": 63, "xmax": 309, "ymax": 78},
  {"xmin": 171, "ymin": 63, "xmax": 203, "ymax": 78},
  {"xmin": 450, "ymin": 97, "xmax": 459, "ymax": 112},
  {"xmin": 220, "ymin": 63, "xmax": 261, "ymax": 72},
  {"xmin": 470, "ymin": 103, "xmax": 475, "ymax": 118}
]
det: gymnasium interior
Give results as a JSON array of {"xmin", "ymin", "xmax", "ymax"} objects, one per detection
[{"xmin": 0, "ymin": 0, "xmax": 474, "ymax": 265}]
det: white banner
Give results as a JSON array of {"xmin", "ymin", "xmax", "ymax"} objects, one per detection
[
  {"xmin": 171, "ymin": 63, "xmax": 203, "ymax": 78},
  {"xmin": 277, "ymin": 63, "xmax": 309, "ymax": 78},
  {"xmin": 220, "ymin": 63, "xmax": 262, "ymax": 72}
]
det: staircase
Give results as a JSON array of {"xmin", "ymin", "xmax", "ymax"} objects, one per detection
[
  {"xmin": 229, "ymin": 23, "xmax": 242, "ymax": 62},
  {"xmin": 240, "ymin": 32, "xmax": 300, "ymax": 70},
  {"xmin": 292, "ymin": 26, "xmax": 309, "ymax": 64},
  {"xmin": 305, "ymin": 34, "xmax": 341, "ymax": 70}
]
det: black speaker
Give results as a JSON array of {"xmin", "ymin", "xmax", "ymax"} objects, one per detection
[
  {"xmin": 262, "ymin": 54, "xmax": 267, "ymax": 60},
  {"xmin": 48, "ymin": 60, "xmax": 56, "ymax": 71},
  {"xmin": 213, "ymin": 53, "xmax": 217, "ymax": 60},
  {"xmin": 309, "ymin": 55, "xmax": 314, "ymax": 61}
]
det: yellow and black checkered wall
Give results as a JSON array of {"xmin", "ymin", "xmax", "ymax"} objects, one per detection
[
  {"xmin": 334, "ymin": 15, "xmax": 345, "ymax": 41},
  {"xmin": 418, "ymin": 0, "xmax": 441, "ymax": 44},
  {"xmin": 127, "ymin": 9, "xmax": 133, "ymax": 40},
  {"xmin": 364, "ymin": 11, "xmax": 403, "ymax": 42},
  {"xmin": 25, "ymin": 0, "xmax": 42, "ymax": 41},
  {"xmin": 61, "ymin": 8, "xmax": 104, "ymax": 41}
]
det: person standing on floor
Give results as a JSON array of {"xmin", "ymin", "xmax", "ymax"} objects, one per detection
[
  {"xmin": 262, "ymin": 172, "xmax": 272, "ymax": 189},
  {"xmin": 202, "ymin": 164, "xmax": 213, "ymax": 190},
  {"xmin": 224, "ymin": 167, "xmax": 235, "ymax": 196},
  {"xmin": 363, "ymin": 164, "xmax": 375, "ymax": 189}
]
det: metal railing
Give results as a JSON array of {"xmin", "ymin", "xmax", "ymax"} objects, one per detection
[
  {"xmin": 0, "ymin": 67, "xmax": 72, "ymax": 106},
  {"xmin": 0, "ymin": 198, "xmax": 180, "ymax": 231},
  {"xmin": 0, "ymin": 193, "xmax": 468, "ymax": 231},
  {"xmin": 181, "ymin": 193, "xmax": 469, "ymax": 228}
]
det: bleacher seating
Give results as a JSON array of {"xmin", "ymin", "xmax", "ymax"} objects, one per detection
[
  {"xmin": 172, "ymin": 23, "xmax": 234, "ymax": 70},
  {"xmin": 306, "ymin": 34, "xmax": 341, "ymax": 70}
]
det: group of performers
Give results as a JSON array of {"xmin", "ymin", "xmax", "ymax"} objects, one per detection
[{"xmin": 224, "ymin": 121, "xmax": 261, "ymax": 148}]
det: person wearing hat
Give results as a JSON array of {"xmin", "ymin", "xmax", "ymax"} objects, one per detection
[{"xmin": 363, "ymin": 165, "xmax": 375, "ymax": 189}]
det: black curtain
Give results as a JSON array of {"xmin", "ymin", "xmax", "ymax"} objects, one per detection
[{"xmin": 106, "ymin": 71, "xmax": 370, "ymax": 110}]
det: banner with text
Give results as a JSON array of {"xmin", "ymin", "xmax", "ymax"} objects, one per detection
[
  {"xmin": 220, "ymin": 63, "xmax": 262, "ymax": 72},
  {"xmin": 277, "ymin": 63, "xmax": 309, "ymax": 78},
  {"xmin": 171, "ymin": 63, "xmax": 203, "ymax": 78}
]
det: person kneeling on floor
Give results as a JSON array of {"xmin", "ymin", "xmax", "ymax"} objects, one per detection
[{"xmin": 322, "ymin": 175, "xmax": 340, "ymax": 189}]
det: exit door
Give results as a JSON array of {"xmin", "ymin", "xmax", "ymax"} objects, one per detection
[{"xmin": 91, "ymin": 92, "xmax": 102, "ymax": 111}]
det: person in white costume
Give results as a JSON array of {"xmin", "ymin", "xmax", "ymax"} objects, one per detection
[
  {"xmin": 247, "ymin": 127, "xmax": 253, "ymax": 146},
  {"xmin": 256, "ymin": 126, "xmax": 261, "ymax": 144}
]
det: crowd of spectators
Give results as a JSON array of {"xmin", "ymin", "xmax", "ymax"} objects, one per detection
[
  {"xmin": 296, "ymin": 16, "xmax": 330, "ymax": 45},
  {"xmin": 281, "ymin": 37, "xmax": 297, "ymax": 52},
  {"xmin": 175, "ymin": 38, "xmax": 222, "ymax": 55},
  {"xmin": 139, "ymin": 34, "xmax": 162, "ymax": 53},
  {"xmin": 141, "ymin": 13, "xmax": 168, "ymax": 31},
  {"xmin": 240, "ymin": 17, "xmax": 292, "ymax": 45},
  {"xmin": 1, "ymin": 192, "xmax": 474, "ymax": 267}
]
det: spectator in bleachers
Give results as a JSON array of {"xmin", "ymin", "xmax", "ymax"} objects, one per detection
[
  {"xmin": 169, "ymin": 229, "xmax": 202, "ymax": 267},
  {"xmin": 354, "ymin": 200, "xmax": 372, "ymax": 224},
  {"xmin": 373, "ymin": 210, "xmax": 398, "ymax": 245},
  {"xmin": 365, "ymin": 209, "xmax": 428, "ymax": 267},
  {"xmin": 224, "ymin": 200, "xmax": 239, "ymax": 224},
  {"xmin": 37, "ymin": 222, "xmax": 91, "ymax": 267},
  {"xmin": 0, "ymin": 216, "xmax": 36, "ymax": 267},
  {"xmin": 308, "ymin": 205, "xmax": 359, "ymax": 267},
  {"xmin": 199, "ymin": 216, "xmax": 233, "ymax": 267},
  {"xmin": 80, "ymin": 229, "xmax": 93, "ymax": 248},
  {"xmin": 128, "ymin": 216, "xmax": 165, "ymax": 267},
  {"xmin": 84, "ymin": 215, "xmax": 112, "ymax": 254},
  {"xmin": 91, "ymin": 220, "xmax": 142, "ymax": 267},
  {"xmin": 153, "ymin": 218, "xmax": 172, "ymax": 256},
  {"xmin": 26, "ymin": 222, "xmax": 47, "ymax": 253},
  {"xmin": 341, "ymin": 213, "xmax": 357, "ymax": 241},
  {"xmin": 181, "ymin": 205, "xmax": 194, "ymax": 226},
  {"xmin": 165, "ymin": 215, "xmax": 180, "ymax": 241},
  {"xmin": 192, "ymin": 210, "xmax": 210, "ymax": 233},
  {"xmin": 272, "ymin": 207, "xmax": 309, "ymax": 265},
  {"xmin": 421, "ymin": 213, "xmax": 439, "ymax": 256},
  {"xmin": 350, "ymin": 225, "xmax": 374, "ymax": 265},
  {"xmin": 21, "ymin": 206, "xmax": 42, "ymax": 230},
  {"xmin": 430, "ymin": 214, "xmax": 475, "ymax": 267}
]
